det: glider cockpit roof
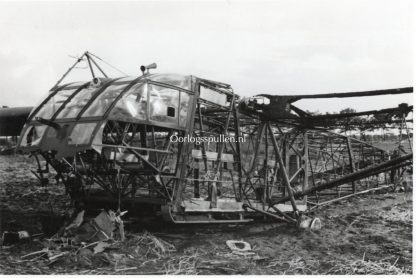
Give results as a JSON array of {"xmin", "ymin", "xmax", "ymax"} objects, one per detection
[
  {"xmin": 17, "ymin": 72, "xmax": 237, "ymax": 155},
  {"xmin": 16, "ymin": 73, "xmax": 199, "ymax": 155},
  {"xmin": 28, "ymin": 73, "xmax": 195, "ymax": 125}
]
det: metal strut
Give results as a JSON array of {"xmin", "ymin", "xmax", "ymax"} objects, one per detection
[
  {"xmin": 50, "ymin": 51, "xmax": 110, "ymax": 91},
  {"xmin": 273, "ymin": 153, "xmax": 412, "ymax": 204}
]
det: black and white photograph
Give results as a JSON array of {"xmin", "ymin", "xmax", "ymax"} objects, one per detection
[{"xmin": 0, "ymin": 0, "xmax": 413, "ymax": 275}]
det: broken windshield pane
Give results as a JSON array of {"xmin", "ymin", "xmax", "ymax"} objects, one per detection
[
  {"xmin": 81, "ymin": 84, "xmax": 129, "ymax": 118},
  {"xmin": 56, "ymin": 86, "xmax": 99, "ymax": 119},
  {"xmin": 34, "ymin": 88, "xmax": 79, "ymax": 120},
  {"xmin": 19, "ymin": 125, "xmax": 47, "ymax": 147},
  {"xmin": 109, "ymin": 83, "xmax": 147, "ymax": 122},
  {"xmin": 149, "ymin": 74, "xmax": 192, "ymax": 90},
  {"xmin": 199, "ymin": 85, "xmax": 228, "ymax": 106}
]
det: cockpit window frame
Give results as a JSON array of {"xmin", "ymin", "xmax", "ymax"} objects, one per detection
[
  {"xmin": 75, "ymin": 77, "xmax": 125, "ymax": 120},
  {"xmin": 27, "ymin": 83, "xmax": 74, "ymax": 122},
  {"xmin": 19, "ymin": 74, "xmax": 224, "ymax": 152},
  {"xmin": 48, "ymin": 82, "xmax": 90, "ymax": 121}
]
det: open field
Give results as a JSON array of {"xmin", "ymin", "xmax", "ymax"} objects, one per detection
[{"xmin": 0, "ymin": 154, "xmax": 412, "ymax": 274}]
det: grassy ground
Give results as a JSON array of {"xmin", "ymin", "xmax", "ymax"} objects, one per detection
[{"xmin": 0, "ymin": 154, "xmax": 412, "ymax": 274}]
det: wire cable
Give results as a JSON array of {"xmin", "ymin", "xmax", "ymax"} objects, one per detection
[{"xmin": 88, "ymin": 52, "xmax": 129, "ymax": 76}]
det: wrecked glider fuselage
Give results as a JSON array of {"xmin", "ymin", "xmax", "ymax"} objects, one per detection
[
  {"xmin": 17, "ymin": 73, "xmax": 300, "ymax": 223},
  {"xmin": 2, "ymin": 52, "xmax": 412, "ymax": 227}
]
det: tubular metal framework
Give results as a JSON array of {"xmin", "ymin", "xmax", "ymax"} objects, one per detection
[{"xmin": 7, "ymin": 53, "xmax": 413, "ymax": 225}]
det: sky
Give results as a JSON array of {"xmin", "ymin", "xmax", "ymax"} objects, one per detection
[{"xmin": 0, "ymin": 0, "xmax": 413, "ymax": 113}]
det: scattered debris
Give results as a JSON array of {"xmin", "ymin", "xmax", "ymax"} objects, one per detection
[
  {"xmin": 226, "ymin": 240, "xmax": 251, "ymax": 252},
  {"xmin": 163, "ymin": 253, "xmax": 199, "ymax": 275},
  {"xmin": 93, "ymin": 241, "xmax": 111, "ymax": 254},
  {"xmin": 134, "ymin": 231, "xmax": 176, "ymax": 258},
  {"xmin": 57, "ymin": 209, "xmax": 127, "ymax": 243},
  {"xmin": 226, "ymin": 240, "xmax": 256, "ymax": 256},
  {"xmin": 11, "ymin": 209, "xmax": 130, "ymax": 266},
  {"xmin": 2, "ymin": 231, "xmax": 30, "ymax": 245},
  {"xmin": 115, "ymin": 266, "xmax": 138, "ymax": 272},
  {"xmin": 0, "ymin": 146, "xmax": 15, "ymax": 155},
  {"xmin": 297, "ymin": 215, "xmax": 321, "ymax": 230},
  {"xmin": 20, "ymin": 249, "xmax": 48, "ymax": 260},
  {"xmin": 65, "ymin": 210, "xmax": 84, "ymax": 232},
  {"xmin": 8, "ymin": 210, "xmax": 180, "ymax": 272}
]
